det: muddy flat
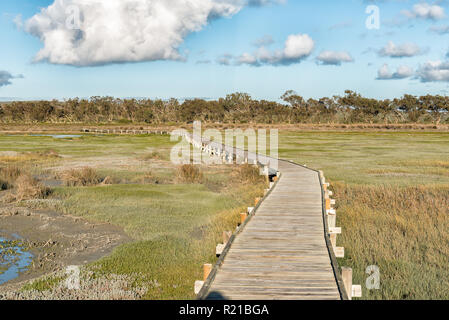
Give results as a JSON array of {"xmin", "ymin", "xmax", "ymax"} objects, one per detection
[{"xmin": 0, "ymin": 203, "xmax": 130, "ymax": 289}]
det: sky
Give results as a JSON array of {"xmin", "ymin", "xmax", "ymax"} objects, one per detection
[{"xmin": 1, "ymin": 0, "xmax": 449, "ymax": 101}]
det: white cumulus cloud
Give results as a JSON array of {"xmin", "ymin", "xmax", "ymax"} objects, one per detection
[
  {"xmin": 234, "ymin": 33, "xmax": 314, "ymax": 67},
  {"xmin": 316, "ymin": 51, "xmax": 353, "ymax": 66},
  {"xmin": 237, "ymin": 52, "xmax": 259, "ymax": 65},
  {"xmin": 378, "ymin": 41, "xmax": 423, "ymax": 58},
  {"xmin": 282, "ymin": 34, "xmax": 314, "ymax": 60},
  {"xmin": 402, "ymin": 2, "xmax": 445, "ymax": 21},
  {"xmin": 416, "ymin": 60, "xmax": 449, "ymax": 82},
  {"xmin": 23, "ymin": 0, "xmax": 279, "ymax": 67},
  {"xmin": 376, "ymin": 64, "xmax": 413, "ymax": 80}
]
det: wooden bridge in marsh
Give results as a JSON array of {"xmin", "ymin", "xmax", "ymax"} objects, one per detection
[
  {"xmin": 81, "ymin": 127, "xmax": 360, "ymax": 300},
  {"xmin": 205, "ymin": 160, "xmax": 341, "ymax": 300},
  {"xmin": 183, "ymin": 132, "xmax": 361, "ymax": 301}
]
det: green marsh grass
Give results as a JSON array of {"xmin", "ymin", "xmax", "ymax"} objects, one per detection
[
  {"xmin": 0, "ymin": 133, "xmax": 266, "ymax": 299},
  {"xmin": 54, "ymin": 181, "xmax": 265, "ymax": 299},
  {"xmin": 276, "ymin": 131, "xmax": 449, "ymax": 299}
]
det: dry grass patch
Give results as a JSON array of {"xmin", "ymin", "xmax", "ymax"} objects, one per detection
[
  {"xmin": 140, "ymin": 151, "xmax": 167, "ymax": 161},
  {"xmin": 391, "ymin": 160, "xmax": 449, "ymax": 170},
  {"xmin": 366, "ymin": 167, "xmax": 449, "ymax": 178},
  {"xmin": 36, "ymin": 149, "xmax": 60, "ymax": 158},
  {"xmin": 416, "ymin": 160, "xmax": 449, "ymax": 169},
  {"xmin": 0, "ymin": 165, "xmax": 22, "ymax": 190},
  {"xmin": 60, "ymin": 167, "xmax": 102, "ymax": 187},
  {"xmin": 234, "ymin": 164, "xmax": 266, "ymax": 184},
  {"xmin": 133, "ymin": 171, "xmax": 172, "ymax": 185},
  {"xmin": 177, "ymin": 165, "xmax": 203, "ymax": 184},
  {"xmin": 4, "ymin": 174, "xmax": 50, "ymax": 202},
  {"xmin": 333, "ymin": 182, "xmax": 449, "ymax": 299},
  {"xmin": 0, "ymin": 150, "xmax": 60, "ymax": 163}
]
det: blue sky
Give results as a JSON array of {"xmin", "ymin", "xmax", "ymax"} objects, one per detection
[{"xmin": 1, "ymin": 0, "xmax": 449, "ymax": 101}]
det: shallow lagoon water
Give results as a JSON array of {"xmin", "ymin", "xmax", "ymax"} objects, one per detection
[
  {"xmin": 29, "ymin": 134, "xmax": 82, "ymax": 139},
  {"xmin": 0, "ymin": 236, "xmax": 33, "ymax": 285}
]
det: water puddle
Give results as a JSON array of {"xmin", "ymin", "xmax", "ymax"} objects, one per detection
[
  {"xmin": 0, "ymin": 235, "xmax": 33, "ymax": 285},
  {"xmin": 29, "ymin": 134, "xmax": 82, "ymax": 139}
]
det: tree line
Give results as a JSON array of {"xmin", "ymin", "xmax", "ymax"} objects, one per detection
[{"xmin": 1, "ymin": 90, "xmax": 448, "ymax": 124}]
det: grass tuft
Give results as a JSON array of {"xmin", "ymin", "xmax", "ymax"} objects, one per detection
[
  {"xmin": 176, "ymin": 165, "xmax": 203, "ymax": 184},
  {"xmin": 0, "ymin": 165, "xmax": 22, "ymax": 190},
  {"xmin": 60, "ymin": 167, "xmax": 102, "ymax": 187},
  {"xmin": 235, "ymin": 164, "xmax": 265, "ymax": 184},
  {"xmin": 4, "ymin": 174, "xmax": 50, "ymax": 202}
]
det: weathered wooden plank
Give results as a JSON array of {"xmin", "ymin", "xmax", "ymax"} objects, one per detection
[
  {"xmin": 213, "ymin": 277, "xmax": 338, "ymax": 284},
  {"xmin": 215, "ymin": 274, "xmax": 337, "ymax": 281},
  {"xmin": 205, "ymin": 293, "xmax": 340, "ymax": 301}
]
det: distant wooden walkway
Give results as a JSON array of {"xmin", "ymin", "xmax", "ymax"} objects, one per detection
[{"xmin": 184, "ymin": 133, "xmax": 344, "ymax": 300}]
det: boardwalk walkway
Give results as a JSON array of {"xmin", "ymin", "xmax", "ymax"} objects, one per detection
[
  {"xmin": 81, "ymin": 129, "xmax": 344, "ymax": 300},
  {"xmin": 185, "ymin": 134, "xmax": 343, "ymax": 300},
  {"xmin": 205, "ymin": 161, "xmax": 340, "ymax": 300}
]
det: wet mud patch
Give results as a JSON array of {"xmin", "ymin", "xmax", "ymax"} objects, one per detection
[{"xmin": 0, "ymin": 205, "xmax": 130, "ymax": 287}]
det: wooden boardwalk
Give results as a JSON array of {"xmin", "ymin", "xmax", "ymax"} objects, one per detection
[
  {"xmin": 181, "ymin": 133, "xmax": 344, "ymax": 300},
  {"xmin": 204, "ymin": 161, "xmax": 341, "ymax": 300},
  {"xmin": 81, "ymin": 129, "xmax": 344, "ymax": 300}
]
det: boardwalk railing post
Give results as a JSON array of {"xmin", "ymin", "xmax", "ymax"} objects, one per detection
[
  {"xmin": 216, "ymin": 244, "xmax": 225, "ymax": 257},
  {"xmin": 341, "ymin": 267, "xmax": 362, "ymax": 300},
  {"xmin": 321, "ymin": 171, "xmax": 363, "ymax": 300},
  {"xmin": 217, "ymin": 230, "xmax": 232, "ymax": 257},
  {"xmin": 223, "ymin": 231, "xmax": 232, "ymax": 244},
  {"xmin": 322, "ymin": 173, "xmax": 344, "ymax": 257},
  {"xmin": 203, "ymin": 264, "xmax": 212, "ymax": 282},
  {"xmin": 240, "ymin": 213, "xmax": 247, "ymax": 225},
  {"xmin": 341, "ymin": 267, "xmax": 353, "ymax": 300},
  {"xmin": 328, "ymin": 213, "xmax": 336, "ymax": 229},
  {"xmin": 194, "ymin": 280, "xmax": 204, "ymax": 295},
  {"xmin": 329, "ymin": 227, "xmax": 341, "ymax": 248},
  {"xmin": 325, "ymin": 197, "xmax": 331, "ymax": 211}
]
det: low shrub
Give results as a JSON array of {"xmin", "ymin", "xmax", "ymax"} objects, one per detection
[
  {"xmin": 236, "ymin": 164, "xmax": 264, "ymax": 184},
  {"xmin": 60, "ymin": 167, "xmax": 102, "ymax": 187},
  {"xmin": 5, "ymin": 174, "xmax": 50, "ymax": 202},
  {"xmin": 177, "ymin": 165, "xmax": 203, "ymax": 184},
  {"xmin": 0, "ymin": 165, "xmax": 22, "ymax": 190}
]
